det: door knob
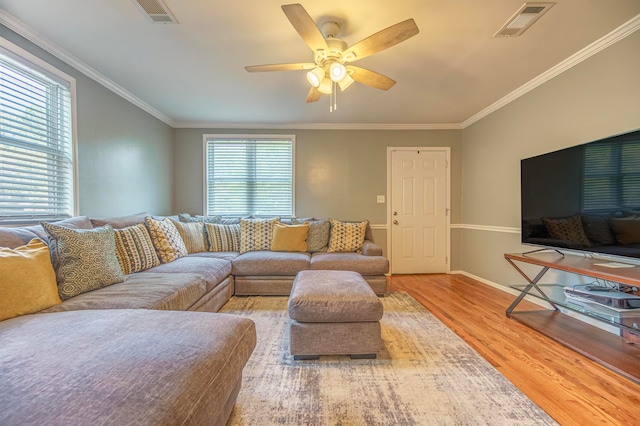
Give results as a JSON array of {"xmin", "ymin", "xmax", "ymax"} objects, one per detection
[
  {"xmin": 393, "ymin": 220, "xmax": 399, "ymax": 225},
  {"xmin": 393, "ymin": 211, "xmax": 398, "ymax": 216}
]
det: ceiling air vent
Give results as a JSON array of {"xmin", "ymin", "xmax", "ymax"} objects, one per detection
[
  {"xmin": 132, "ymin": 0, "xmax": 178, "ymax": 24},
  {"xmin": 494, "ymin": 2, "xmax": 554, "ymax": 37}
]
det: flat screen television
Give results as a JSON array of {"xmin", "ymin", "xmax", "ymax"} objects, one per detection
[{"xmin": 521, "ymin": 129, "xmax": 640, "ymax": 259}]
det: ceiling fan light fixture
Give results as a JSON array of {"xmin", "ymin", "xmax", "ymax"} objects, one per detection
[
  {"xmin": 317, "ymin": 77, "xmax": 333, "ymax": 94},
  {"xmin": 306, "ymin": 67, "xmax": 325, "ymax": 87},
  {"xmin": 338, "ymin": 74, "xmax": 354, "ymax": 91},
  {"xmin": 329, "ymin": 62, "xmax": 347, "ymax": 82}
]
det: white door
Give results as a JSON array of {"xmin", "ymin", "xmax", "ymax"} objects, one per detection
[{"xmin": 389, "ymin": 148, "xmax": 449, "ymax": 274}]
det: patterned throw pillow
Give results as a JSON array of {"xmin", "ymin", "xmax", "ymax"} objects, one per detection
[
  {"xmin": 171, "ymin": 219, "xmax": 207, "ymax": 254},
  {"xmin": 144, "ymin": 217, "xmax": 188, "ymax": 263},
  {"xmin": 113, "ymin": 223, "xmax": 160, "ymax": 274},
  {"xmin": 205, "ymin": 223, "xmax": 241, "ymax": 252},
  {"xmin": 542, "ymin": 215, "xmax": 591, "ymax": 247},
  {"xmin": 240, "ymin": 218, "xmax": 280, "ymax": 254},
  {"xmin": 292, "ymin": 218, "xmax": 330, "ymax": 252},
  {"xmin": 41, "ymin": 222, "xmax": 126, "ymax": 301},
  {"xmin": 327, "ymin": 219, "xmax": 368, "ymax": 253}
]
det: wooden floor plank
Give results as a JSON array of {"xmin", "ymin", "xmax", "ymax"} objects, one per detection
[{"xmin": 389, "ymin": 274, "xmax": 640, "ymax": 426}]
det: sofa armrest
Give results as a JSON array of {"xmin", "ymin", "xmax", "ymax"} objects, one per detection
[{"xmin": 361, "ymin": 239, "xmax": 383, "ymax": 256}]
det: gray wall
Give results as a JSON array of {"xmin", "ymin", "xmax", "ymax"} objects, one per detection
[
  {"xmin": 460, "ymin": 30, "xmax": 640, "ymax": 286},
  {"xmin": 0, "ymin": 25, "xmax": 174, "ymax": 218},
  {"xmin": 173, "ymin": 128, "xmax": 462, "ymax": 261}
]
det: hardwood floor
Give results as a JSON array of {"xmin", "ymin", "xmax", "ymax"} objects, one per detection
[{"xmin": 389, "ymin": 274, "xmax": 640, "ymax": 426}]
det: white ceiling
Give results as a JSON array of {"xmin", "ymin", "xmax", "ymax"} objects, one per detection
[{"xmin": 0, "ymin": 0, "xmax": 639, "ymax": 128}]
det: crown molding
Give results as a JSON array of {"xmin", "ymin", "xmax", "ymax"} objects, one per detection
[
  {"xmin": 173, "ymin": 121, "xmax": 462, "ymax": 130},
  {"xmin": 0, "ymin": 10, "xmax": 176, "ymax": 127},
  {"xmin": 461, "ymin": 13, "xmax": 640, "ymax": 129}
]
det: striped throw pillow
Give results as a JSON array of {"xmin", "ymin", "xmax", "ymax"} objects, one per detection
[
  {"xmin": 205, "ymin": 223, "xmax": 241, "ymax": 252},
  {"xmin": 171, "ymin": 219, "xmax": 207, "ymax": 254},
  {"xmin": 113, "ymin": 223, "xmax": 160, "ymax": 274}
]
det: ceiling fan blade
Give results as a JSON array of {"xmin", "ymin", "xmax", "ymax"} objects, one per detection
[
  {"xmin": 348, "ymin": 66, "xmax": 396, "ymax": 90},
  {"xmin": 281, "ymin": 4, "xmax": 328, "ymax": 52},
  {"xmin": 245, "ymin": 63, "xmax": 316, "ymax": 72},
  {"xmin": 306, "ymin": 86, "xmax": 322, "ymax": 103},
  {"xmin": 342, "ymin": 19, "xmax": 419, "ymax": 62}
]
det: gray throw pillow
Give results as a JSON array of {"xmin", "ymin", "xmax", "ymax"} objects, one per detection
[
  {"xmin": 293, "ymin": 218, "xmax": 330, "ymax": 252},
  {"xmin": 41, "ymin": 222, "xmax": 126, "ymax": 301}
]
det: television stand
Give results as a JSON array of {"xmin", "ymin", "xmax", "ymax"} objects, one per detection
[
  {"xmin": 505, "ymin": 252, "xmax": 640, "ymax": 384},
  {"xmin": 521, "ymin": 247, "xmax": 565, "ymax": 256}
]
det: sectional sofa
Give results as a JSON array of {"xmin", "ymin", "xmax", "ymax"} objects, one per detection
[{"xmin": 0, "ymin": 211, "xmax": 389, "ymax": 425}]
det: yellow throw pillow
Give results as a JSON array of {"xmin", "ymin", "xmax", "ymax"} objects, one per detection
[
  {"xmin": 0, "ymin": 238, "xmax": 61, "ymax": 321},
  {"xmin": 270, "ymin": 222, "xmax": 309, "ymax": 252}
]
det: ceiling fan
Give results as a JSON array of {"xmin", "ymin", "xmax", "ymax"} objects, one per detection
[{"xmin": 245, "ymin": 3, "xmax": 419, "ymax": 106}]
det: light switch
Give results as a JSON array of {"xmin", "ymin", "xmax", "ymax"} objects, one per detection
[{"xmin": 377, "ymin": 195, "xmax": 385, "ymax": 203}]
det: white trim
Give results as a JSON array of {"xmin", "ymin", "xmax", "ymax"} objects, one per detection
[
  {"xmin": 174, "ymin": 122, "xmax": 463, "ymax": 130},
  {"xmin": 0, "ymin": 10, "xmax": 175, "ymax": 127},
  {"xmin": 451, "ymin": 223, "xmax": 520, "ymax": 234},
  {"xmin": 369, "ymin": 224, "xmax": 387, "ymax": 230},
  {"xmin": 387, "ymin": 147, "xmax": 451, "ymax": 274},
  {"xmin": 461, "ymin": 13, "xmax": 640, "ymax": 128},
  {"xmin": 456, "ymin": 270, "xmax": 549, "ymax": 308}
]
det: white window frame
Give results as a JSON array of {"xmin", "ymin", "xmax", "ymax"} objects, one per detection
[
  {"xmin": 202, "ymin": 134, "xmax": 296, "ymax": 217},
  {"xmin": 0, "ymin": 37, "xmax": 78, "ymax": 225}
]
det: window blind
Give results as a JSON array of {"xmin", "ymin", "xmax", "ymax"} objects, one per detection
[
  {"xmin": 205, "ymin": 138, "xmax": 293, "ymax": 217},
  {"xmin": 583, "ymin": 139, "xmax": 640, "ymax": 212},
  {"xmin": 0, "ymin": 47, "xmax": 74, "ymax": 224}
]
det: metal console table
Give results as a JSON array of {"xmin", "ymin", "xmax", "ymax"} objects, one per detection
[{"xmin": 505, "ymin": 251, "xmax": 640, "ymax": 383}]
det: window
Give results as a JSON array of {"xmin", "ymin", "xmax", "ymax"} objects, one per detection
[
  {"xmin": 583, "ymin": 137, "xmax": 640, "ymax": 212},
  {"xmin": 204, "ymin": 135, "xmax": 294, "ymax": 217},
  {"xmin": 0, "ymin": 41, "xmax": 76, "ymax": 225}
]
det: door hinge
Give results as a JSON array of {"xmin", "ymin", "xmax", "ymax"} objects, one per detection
[{"xmin": 446, "ymin": 256, "xmax": 449, "ymax": 264}]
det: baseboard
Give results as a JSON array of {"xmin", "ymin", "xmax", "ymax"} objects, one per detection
[{"xmin": 451, "ymin": 270, "xmax": 549, "ymax": 309}]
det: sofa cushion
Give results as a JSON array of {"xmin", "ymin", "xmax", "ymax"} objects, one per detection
[
  {"xmin": 0, "ymin": 216, "xmax": 92, "ymax": 249},
  {"xmin": 270, "ymin": 222, "xmax": 309, "ymax": 252},
  {"xmin": 0, "ymin": 239, "xmax": 61, "ymax": 321},
  {"xmin": 145, "ymin": 256, "xmax": 232, "ymax": 293},
  {"xmin": 327, "ymin": 219, "xmax": 368, "ymax": 253},
  {"xmin": 145, "ymin": 217, "xmax": 188, "ymax": 263},
  {"xmin": 41, "ymin": 222, "xmax": 126, "ymax": 301},
  {"xmin": 232, "ymin": 251, "xmax": 310, "ymax": 276},
  {"xmin": 240, "ymin": 217, "xmax": 280, "ymax": 254},
  {"xmin": 0, "ymin": 309, "xmax": 256, "ymax": 426},
  {"xmin": 113, "ymin": 223, "xmax": 161, "ymax": 274},
  {"xmin": 205, "ymin": 223, "xmax": 241, "ymax": 252},
  {"xmin": 310, "ymin": 252, "xmax": 389, "ymax": 275},
  {"xmin": 171, "ymin": 219, "xmax": 208, "ymax": 254},
  {"xmin": 41, "ymin": 272, "xmax": 207, "ymax": 312},
  {"xmin": 293, "ymin": 218, "xmax": 330, "ymax": 252},
  {"xmin": 190, "ymin": 251, "xmax": 240, "ymax": 262},
  {"xmin": 90, "ymin": 212, "xmax": 149, "ymax": 229}
]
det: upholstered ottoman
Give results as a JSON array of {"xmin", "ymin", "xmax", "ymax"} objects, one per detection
[{"xmin": 288, "ymin": 270, "xmax": 383, "ymax": 360}]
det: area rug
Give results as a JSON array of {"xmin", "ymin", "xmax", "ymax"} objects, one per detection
[{"xmin": 220, "ymin": 292, "xmax": 557, "ymax": 425}]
